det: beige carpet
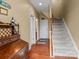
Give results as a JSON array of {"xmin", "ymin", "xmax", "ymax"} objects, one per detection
[{"xmin": 52, "ymin": 19, "xmax": 77, "ymax": 57}]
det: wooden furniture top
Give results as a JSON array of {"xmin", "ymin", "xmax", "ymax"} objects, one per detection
[{"xmin": 0, "ymin": 39, "xmax": 28, "ymax": 59}]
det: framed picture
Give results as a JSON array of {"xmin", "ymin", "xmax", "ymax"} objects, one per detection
[{"xmin": 0, "ymin": 7, "xmax": 8, "ymax": 15}]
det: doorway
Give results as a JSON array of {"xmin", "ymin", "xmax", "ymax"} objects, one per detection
[
  {"xmin": 30, "ymin": 15, "xmax": 36, "ymax": 49},
  {"xmin": 38, "ymin": 19, "xmax": 48, "ymax": 44}
]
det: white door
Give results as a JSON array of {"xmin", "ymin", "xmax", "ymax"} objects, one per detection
[
  {"xmin": 40, "ymin": 19, "xmax": 48, "ymax": 38},
  {"xmin": 30, "ymin": 15, "xmax": 36, "ymax": 49}
]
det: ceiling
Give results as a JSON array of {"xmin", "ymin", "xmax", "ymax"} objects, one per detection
[
  {"xmin": 29, "ymin": 0, "xmax": 66, "ymax": 18},
  {"xmin": 29, "ymin": 0, "xmax": 50, "ymax": 11}
]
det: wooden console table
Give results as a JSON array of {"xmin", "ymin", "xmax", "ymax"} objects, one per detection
[
  {"xmin": 0, "ymin": 21, "xmax": 29, "ymax": 59},
  {"xmin": 0, "ymin": 39, "xmax": 28, "ymax": 59}
]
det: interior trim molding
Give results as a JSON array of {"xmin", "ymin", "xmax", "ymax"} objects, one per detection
[
  {"xmin": 78, "ymin": 51, "xmax": 79, "ymax": 59},
  {"xmin": 63, "ymin": 18, "xmax": 79, "ymax": 58}
]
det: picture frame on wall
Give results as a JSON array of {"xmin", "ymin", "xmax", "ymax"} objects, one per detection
[{"xmin": 0, "ymin": 7, "xmax": 8, "ymax": 15}]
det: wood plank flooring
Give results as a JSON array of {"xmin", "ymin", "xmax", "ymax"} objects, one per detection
[{"xmin": 27, "ymin": 44, "xmax": 77, "ymax": 59}]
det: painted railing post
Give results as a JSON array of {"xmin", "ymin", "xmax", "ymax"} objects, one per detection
[{"xmin": 48, "ymin": 18, "xmax": 53, "ymax": 57}]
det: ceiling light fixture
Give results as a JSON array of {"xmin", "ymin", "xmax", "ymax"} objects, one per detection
[{"xmin": 39, "ymin": 2, "xmax": 42, "ymax": 6}]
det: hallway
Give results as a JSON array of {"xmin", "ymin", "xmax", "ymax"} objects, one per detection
[
  {"xmin": 0, "ymin": 0, "xmax": 79, "ymax": 59},
  {"xmin": 28, "ymin": 0, "xmax": 79, "ymax": 58},
  {"xmin": 27, "ymin": 19, "xmax": 78, "ymax": 59}
]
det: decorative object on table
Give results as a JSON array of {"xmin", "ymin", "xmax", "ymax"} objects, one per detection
[
  {"xmin": 10, "ymin": 17, "xmax": 16, "ymax": 34},
  {"xmin": 10, "ymin": 17, "xmax": 19, "ymax": 35},
  {"xmin": 10, "ymin": 17, "xmax": 16, "ymax": 26}
]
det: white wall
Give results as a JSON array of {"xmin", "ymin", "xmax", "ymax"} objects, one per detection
[
  {"xmin": 0, "ymin": 0, "xmax": 36, "ymax": 43},
  {"xmin": 64, "ymin": 0, "xmax": 79, "ymax": 49}
]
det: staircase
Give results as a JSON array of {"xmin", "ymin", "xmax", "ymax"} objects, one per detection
[{"xmin": 52, "ymin": 19, "xmax": 77, "ymax": 57}]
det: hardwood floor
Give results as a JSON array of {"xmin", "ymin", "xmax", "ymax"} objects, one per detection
[
  {"xmin": 27, "ymin": 44, "xmax": 77, "ymax": 59},
  {"xmin": 27, "ymin": 44, "xmax": 51, "ymax": 59}
]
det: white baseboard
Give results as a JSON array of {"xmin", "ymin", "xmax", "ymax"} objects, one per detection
[
  {"xmin": 78, "ymin": 51, "xmax": 79, "ymax": 59},
  {"xmin": 63, "ymin": 18, "xmax": 79, "ymax": 58}
]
